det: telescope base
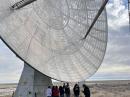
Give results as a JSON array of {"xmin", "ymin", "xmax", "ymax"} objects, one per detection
[{"xmin": 13, "ymin": 63, "xmax": 52, "ymax": 97}]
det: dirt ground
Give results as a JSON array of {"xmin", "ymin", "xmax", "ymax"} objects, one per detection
[{"xmin": 1, "ymin": 80, "xmax": 130, "ymax": 97}]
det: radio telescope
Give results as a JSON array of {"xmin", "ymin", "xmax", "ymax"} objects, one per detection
[{"xmin": 0, "ymin": 0, "xmax": 108, "ymax": 97}]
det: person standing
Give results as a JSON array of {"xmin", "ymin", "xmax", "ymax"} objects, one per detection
[
  {"xmin": 53, "ymin": 86, "xmax": 60, "ymax": 97},
  {"xmin": 46, "ymin": 86, "xmax": 52, "ymax": 97},
  {"xmin": 82, "ymin": 84, "xmax": 90, "ymax": 97},
  {"xmin": 63, "ymin": 83, "xmax": 66, "ymax": 90},
  {"xmin": 59, "ymin": 86, "xmax": 64, "ymax": 97},
  {"xmin": 73, "ymin": 84, "xmax": 80, "ymax": 97},
  {"xmin": 65, "ymin": 83, "xmax": 70, "ymax": 97}
]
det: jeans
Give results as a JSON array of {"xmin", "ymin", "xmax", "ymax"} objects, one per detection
[
  {"xmin": 74, "ymin": 95, "xmax": 79, "ymax": 97},
  {"xmin": 60, "ymin": 94, "xmax": 64, "ymax": 97},
  {"xmin": 65, "ymin": 94, "xmax": 70, "ymax": 97}
]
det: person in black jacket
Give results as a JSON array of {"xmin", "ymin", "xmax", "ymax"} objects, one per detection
[
  {"xmin": 59, "ymin": 86, "xmax": 64, "ymax": 97},
  {"xmin": 73, "ymin": 84, "xmax": 80, "ymax": 97},
  {"xmin": 65, "ymin": 83, "xmax": 70, "ymax": 97},
  {"xmin": 82, "ymin": 84, "xmax": 90, "ymax": 97}
]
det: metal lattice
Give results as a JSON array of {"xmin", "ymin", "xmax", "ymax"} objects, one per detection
[{"xmin": 0, "ymin": 0, "xmax": 108, "ymax": 82}]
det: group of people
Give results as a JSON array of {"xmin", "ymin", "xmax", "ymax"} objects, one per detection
[{"xmin": 46, "ymin": 83, "xmax": 90, "ymax": 97}]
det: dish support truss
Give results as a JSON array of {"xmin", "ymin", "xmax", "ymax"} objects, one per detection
[
  {"xmin": 13, "ymin": 63, "xmax": 52, "ymax": 97},
  {"xmin": 128, "ymin": 0, "xmax": 130, "ymax": 28}
]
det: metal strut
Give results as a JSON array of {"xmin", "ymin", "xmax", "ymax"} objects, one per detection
[
  {"xmin": 11, "ymin": 0, "xmax": 37, "ymax": 10},
  {"xmin": 128, "ymin": 0, "xmax": 130, "ymax": 30},
  {"xmin": 83, "ymin": 0, "xmax": 109, "ymax": 39}
]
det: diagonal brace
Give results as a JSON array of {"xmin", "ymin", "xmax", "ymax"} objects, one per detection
[
  {"xmin": 11, "ymin": 0, "xmax": 37, "ymax": 10},
  {"xmin": 83, "ymin": 0, "xmax": 109, "ymax": 39}
]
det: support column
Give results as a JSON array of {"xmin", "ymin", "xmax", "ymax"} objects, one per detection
[{"xmin": 14, "ymin": 63, "xmax": 52, "ymax": 97}]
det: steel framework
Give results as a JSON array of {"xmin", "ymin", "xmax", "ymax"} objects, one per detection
[
  {"xmin": 0, "ymin": 0, "xmax": 108, "ymax": 82},
  {"xmin": 128, "ymin": 0, "xmax": 130, "ymax": 27}
]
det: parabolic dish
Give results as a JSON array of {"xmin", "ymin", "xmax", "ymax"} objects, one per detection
[{"xmin": 0, "ymin": 0, "xmax": 108, "ymax": 82}]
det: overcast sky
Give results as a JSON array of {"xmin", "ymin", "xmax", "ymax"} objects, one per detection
[
  {"xmin": 0, "ymin": 0, "xmax": 130, "ymax": 83},
  {"xmin": 90, "ymin": 0, "xmax": 130, "ymax": 80}
]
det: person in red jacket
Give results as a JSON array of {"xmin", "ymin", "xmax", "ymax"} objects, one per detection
[
  {"xmin": 53, "ymin": 86, "xmax": 60, "ymax": 97},
  {"xmin": 52, "ymin": 86, "xmax": 55, "ymax": 97}
]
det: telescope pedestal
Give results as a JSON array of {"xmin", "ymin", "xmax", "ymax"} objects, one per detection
[{"xmin": 14, "ymin": 63, "xmax": 52, "ymax": 97}]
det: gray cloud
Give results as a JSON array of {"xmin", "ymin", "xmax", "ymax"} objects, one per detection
[
  {"xmin": 0, "ymin": 40, "xmax": 23, "ymax": 83},
  {"xmin": 90, "ymin": 0, "xmax": 130, "ymax": 80}
]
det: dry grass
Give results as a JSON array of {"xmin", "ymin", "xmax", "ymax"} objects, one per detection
[
  {"xmin": 1, "ymin": 80, "xmax": 130, "ymax": 97},
  {"xmin": 0, "ymin": 95, "xmax": 13, "ymax": 97}
]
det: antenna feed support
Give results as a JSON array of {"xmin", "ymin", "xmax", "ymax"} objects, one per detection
[{"xmin": 11, "ymin": 0, "xmax": 36, "ymax": 10}]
